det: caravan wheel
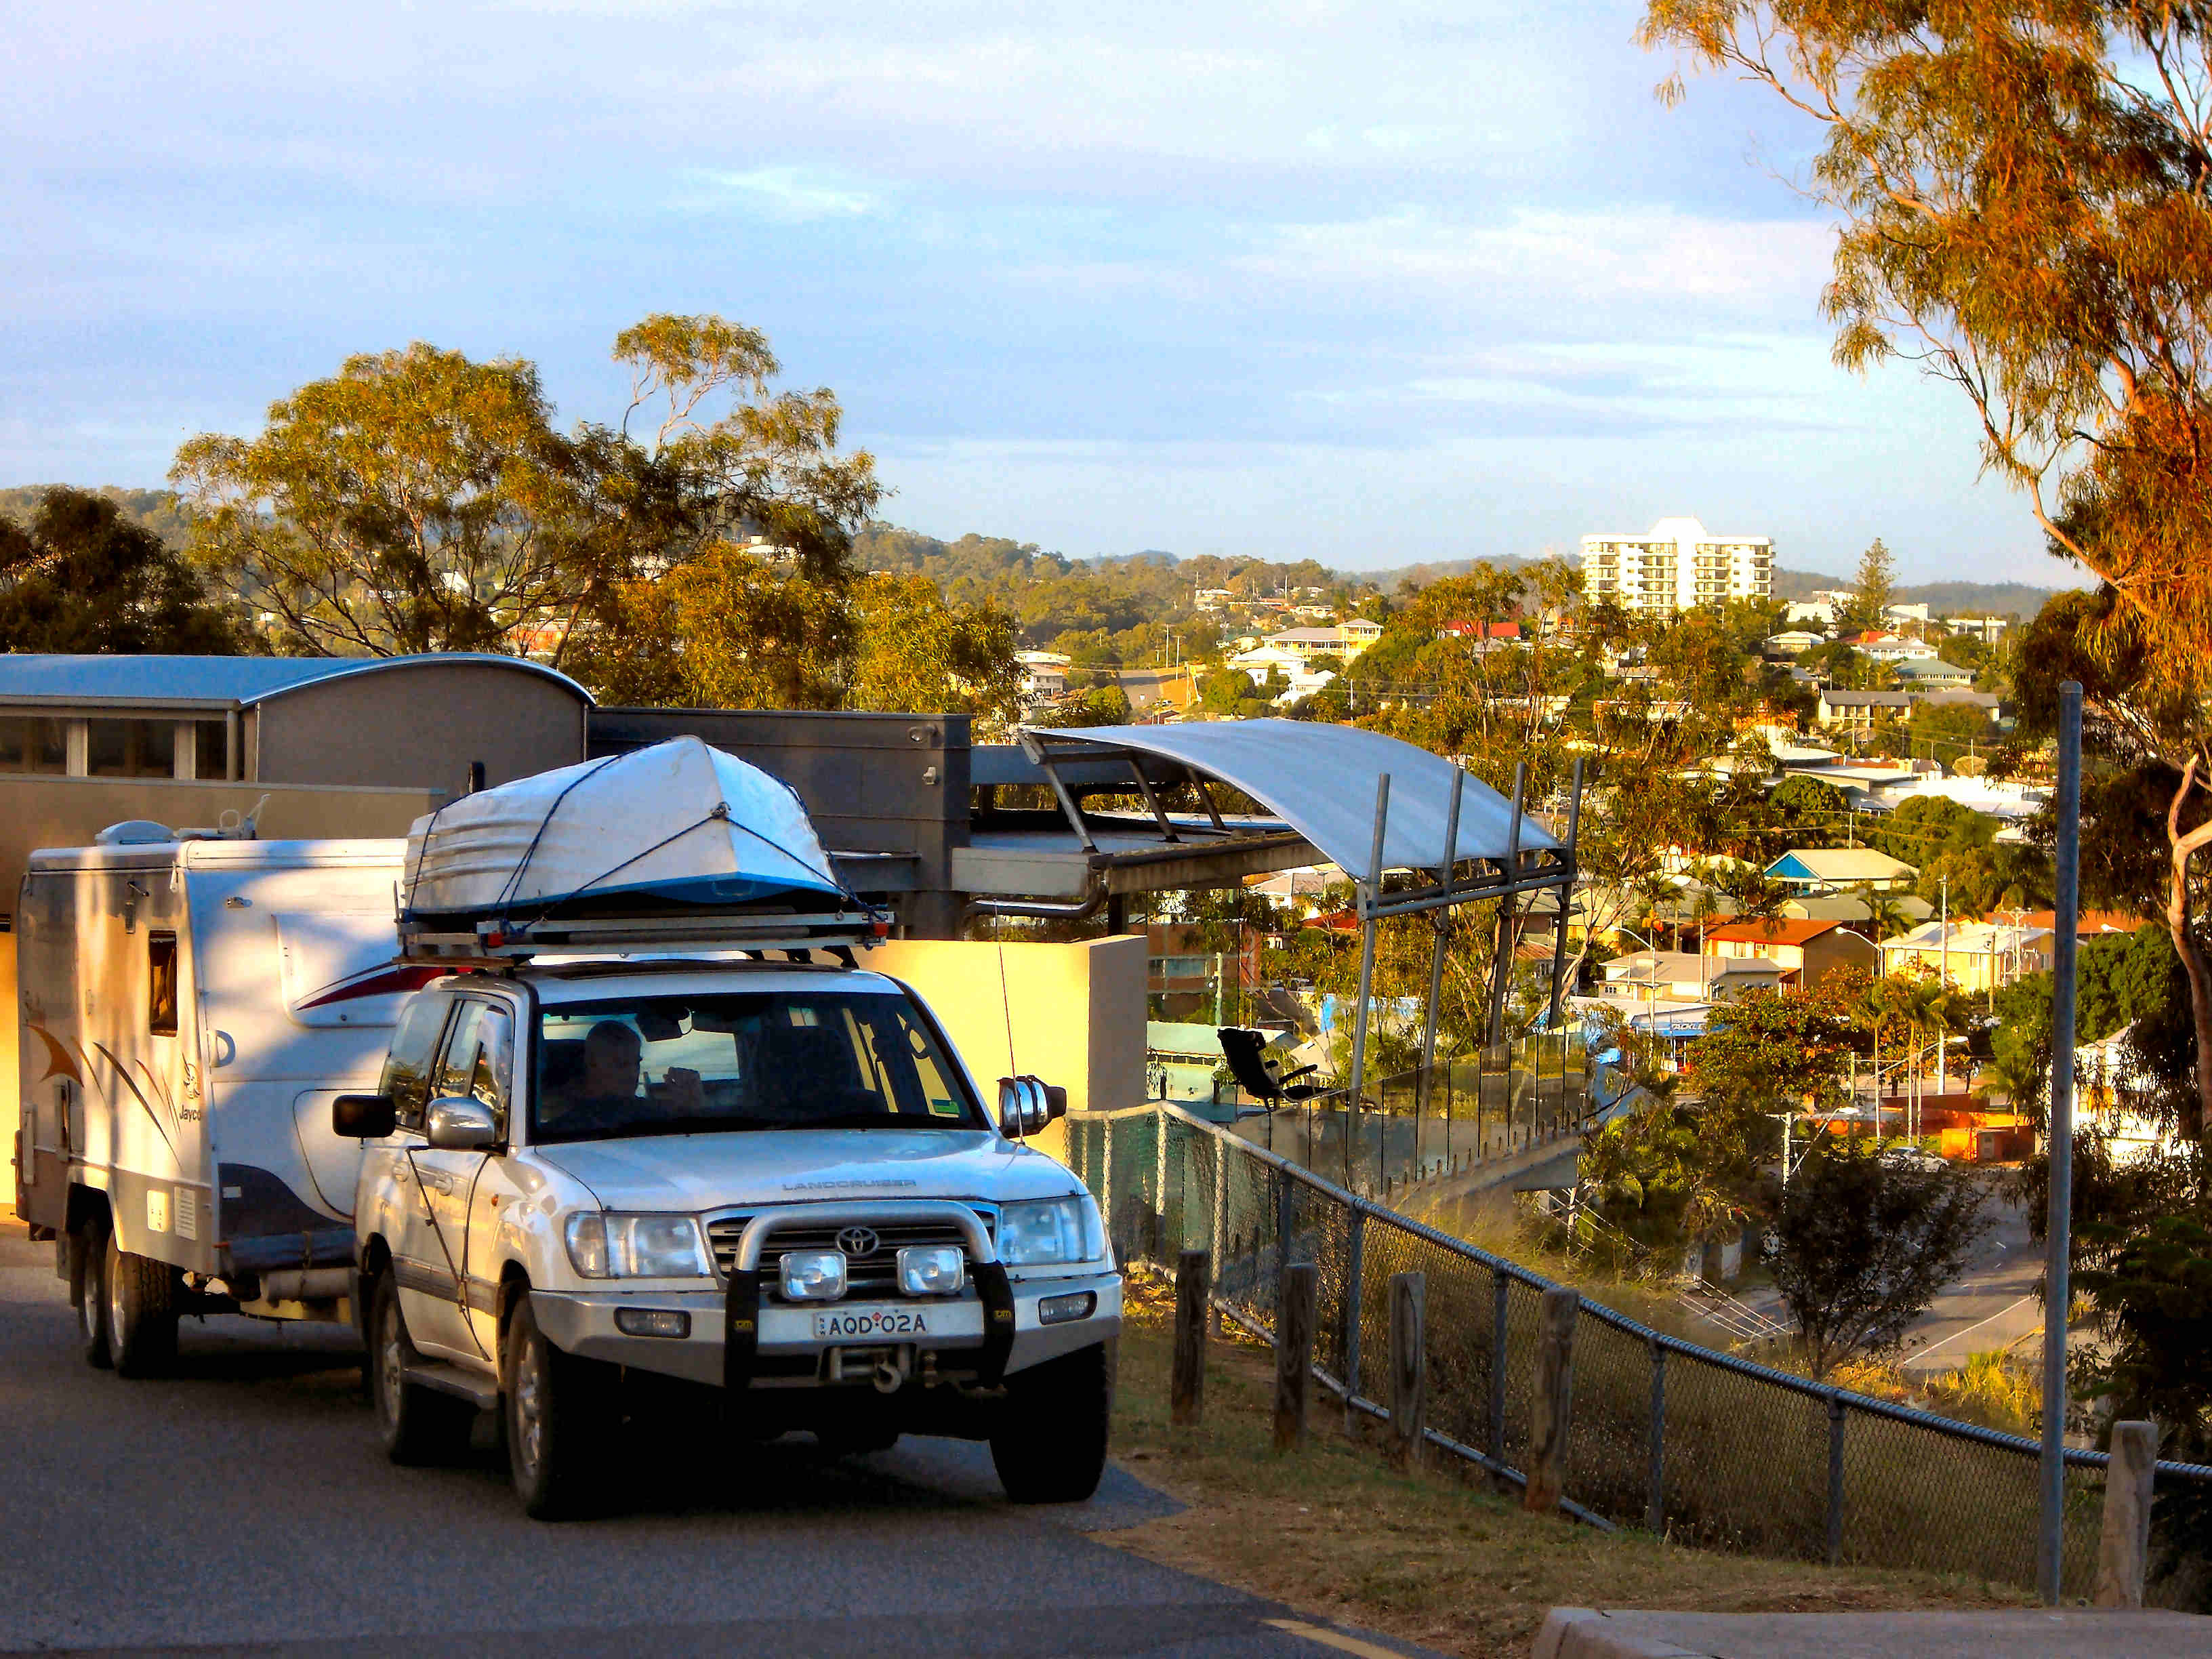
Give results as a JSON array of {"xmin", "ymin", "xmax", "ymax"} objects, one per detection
[
  {"xmin": 104, "ymin": 1233, "xmax": 178, "ymax": 1378},
  {"xmin": 77, "ymin": 1223, "xmax": 113, "ymax": 1370}
]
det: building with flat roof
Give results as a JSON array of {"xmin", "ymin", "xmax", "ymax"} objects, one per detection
[{"xmin": 1580, "ymin": 516, "xmax": 1774, "ymax": 616}]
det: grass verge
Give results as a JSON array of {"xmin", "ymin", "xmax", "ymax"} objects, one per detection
[{"xmin": 1098, "ymin": 1269, "xmax": 2030, "ymax": 1659}]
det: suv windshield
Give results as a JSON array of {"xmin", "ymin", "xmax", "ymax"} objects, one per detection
[{"xmin": 531, "ymin": 989, "xmax": 985, "ymax": 1143}]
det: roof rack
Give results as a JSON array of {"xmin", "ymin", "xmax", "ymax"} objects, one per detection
[{"xmin": 397, "ymin": 908, "xmax": 889, "ymax": 964}]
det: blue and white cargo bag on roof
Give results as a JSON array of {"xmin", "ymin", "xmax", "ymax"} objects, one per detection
[{"xmin": 400, "ymin": 735, "xmax": 846, "ymax": 924}]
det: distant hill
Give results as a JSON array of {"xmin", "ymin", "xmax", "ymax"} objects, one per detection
[
  {"xmin": 1770, "ymin": 562, "xmax": 2070, "ymax": 617},
  {"xmin": 0, "ymin": 491, "xmax": 2075, "ymax": 621}
]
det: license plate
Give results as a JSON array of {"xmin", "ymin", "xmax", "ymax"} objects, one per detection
[{"xmin": 813, "ymin": 1306, "xmax": 931, "ymax": 1339}]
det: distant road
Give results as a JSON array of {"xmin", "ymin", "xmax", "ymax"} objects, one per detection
[
  {"xmin": 1896, "ymin": 1190, "xmax": 2044, "ymax": 1380},
  {"xmin": 0, "ymin": 1225, "xmax": 1437, "ymax": 1658}
]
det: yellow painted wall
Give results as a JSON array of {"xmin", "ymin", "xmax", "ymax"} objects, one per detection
[{"xmin": 863, "ymin": 936, "xmax": 1148, "ymax": 1121}]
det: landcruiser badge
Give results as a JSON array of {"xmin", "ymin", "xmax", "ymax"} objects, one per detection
[
  {"xmin": 782, "ymin": 1178, "xmax": 917, "ymax": 1191},
  {"xmin": 836, "ymin": 1226, "xmax": 880, "ymax": 1258}
]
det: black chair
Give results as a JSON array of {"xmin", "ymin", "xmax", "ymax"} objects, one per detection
[{"xmin": 1216, "ymin": 1027, "xmax": 1324, "ymax": 1111}]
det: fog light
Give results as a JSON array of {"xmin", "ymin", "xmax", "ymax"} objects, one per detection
[
  {"xmin": 897, "ymin": 1244, "xmax": 965, "ymax": 1296},
  {"xmin": 1038, "ymin": 1290, "xmax": 1096, "ymax": 1326},
  {"xmin": 780, "ymin": 1250, "xmax": 847, "ymax": 1302},
  {"xmin": 615, "ymin": 1307, "xmax": 691, "ymax": 1338}
]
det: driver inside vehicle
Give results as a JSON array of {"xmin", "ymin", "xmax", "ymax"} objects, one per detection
[{"xmin": 544, "ymin": 1019, "xmax": 703, "ymax": 1130}]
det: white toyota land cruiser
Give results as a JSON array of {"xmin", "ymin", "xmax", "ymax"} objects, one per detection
[{"xmin": 337, "ymin": 956, "xmax": 1119, "ymax": 1519}]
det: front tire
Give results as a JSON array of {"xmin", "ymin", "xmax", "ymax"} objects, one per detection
[
  {"xmin": 369, "ymin": 1273, "xmax": 474, "ymax": 1465},
  {"xmin": 77, "ymin": 1222, "xmax": 113, "ymax": 1370},
  {"xmin": 502, "ymin": 1294, "xmax": 617, "ymax": 1520},
  {"xmin": 990, "ymin": 1342, "xmax": 1111, "ymax": 1504},
  {"xmin": 105, "ymin": 1233, "xmax": 180, "ymax": 1378}
]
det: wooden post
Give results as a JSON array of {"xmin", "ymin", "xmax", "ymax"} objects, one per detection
[
  {"xmin": 2093, "ymin": 1420, "xmax": 2159, "ymax": 1608},
  {"xmin": 1172, "ymin": 1249, "xmax": 1210, "ymax": 1427},
  {"xmin": 1389, "ymin": 1271, "xmax": 1427, "ymax": 1472},
  {"xmin": 1273, "ymin": 1261, "xmax": 1319, "ymax": 1452},
  {"xmin": 1523, "ymin": 1286, "xmax": 1579, "ymax": 1513}
]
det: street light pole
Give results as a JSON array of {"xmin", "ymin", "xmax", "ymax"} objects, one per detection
[{"xmin": 1938, "ymin": 874, "xmax": 1950, "ymax": 1101}]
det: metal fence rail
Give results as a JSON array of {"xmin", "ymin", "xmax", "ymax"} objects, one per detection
[{"xmin": 1067, "ymin": 1102, "xmax": 2212, "ymax": 1602}]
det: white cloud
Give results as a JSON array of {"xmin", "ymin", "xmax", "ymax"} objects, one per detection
[
  {"xmin": 672, "ymin": 167, "xmax": 881, "ymax": 221},
  {"xmin": 1241, "ymin": 206, "xmax": 1836, "ymax": 306}
]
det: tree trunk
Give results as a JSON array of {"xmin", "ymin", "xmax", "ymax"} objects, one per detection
[{"xmin": 2163, "ymin": 766, "xmax": 2212, "ymax": 1143}]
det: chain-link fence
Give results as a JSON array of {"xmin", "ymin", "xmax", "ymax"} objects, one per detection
[
  {"xmin": 1210, "ymin": 1031, "xmax": 1588, "ymax": 1201},
  {"xmin": 1067, "ymin": 1101, "xmax": 2212, "ymax": 1602}
]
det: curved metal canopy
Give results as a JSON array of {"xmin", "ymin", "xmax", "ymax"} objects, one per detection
[{"xmin": 1019, "ymin": 718, "xmax": 1559, "ymax": 878}]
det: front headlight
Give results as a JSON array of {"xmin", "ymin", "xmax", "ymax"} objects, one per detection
[
  {"xmin": 997, "ymin": 1195, "xmax": 1103, "ymax": 1267},
  {"xmin": 563, "ymin": 1212, "xmax": 712, "ymax": 1279}
]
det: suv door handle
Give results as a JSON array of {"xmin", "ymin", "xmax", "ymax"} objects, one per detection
[{"xmin": 416, "ymin": 1169, "xmax": 453, "ymax": 1193}]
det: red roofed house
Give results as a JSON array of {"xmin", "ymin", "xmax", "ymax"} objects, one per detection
[
  {"xmin": 2018, "ymin": 909, "xmax": 2149, "ymax": 945},
  {"xmin": 1438, "ymin": 620, "xmax": 1522, "ymax": 641},
  {"xmin": 1701, "ymin": 917, "xmax": 1877, "ymax": 988}
]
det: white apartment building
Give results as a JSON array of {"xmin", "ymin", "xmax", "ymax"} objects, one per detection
[{"xmin": 1580, "ymin": 516, "xmax": 1774, "ymax": 615}]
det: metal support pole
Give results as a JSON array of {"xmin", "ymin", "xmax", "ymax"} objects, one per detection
[
  {"xmin": 1342, "ymin": 1208, "xmax": 1366, "ymax": 1435},
  {"xmin": 1210, "ymin": 1136, "xmax": 1228, "ymax": 1338},
  {"xmin": 1547, "ymin": 758, "xmax": 1584, "ymax": 1028},
  {"xmin": 1488, "ymin": 1267, "xmax": 1510, "ymax": 1463},
  {"xmin": 1488, "ymin": 763, "xmax": 1528, "ymax": 1048},
  {"xmin": 1347, "ymin": 774, "xmax": 1391, "ymax": 1192},
  {"xmin": 2039, "ymin": 680, "xmax": 2085, "ymax": 1605},
  {"xmin": 1156, "ymin": 1105, "xmax": 1171, "ymax": 1258},
  {"xmin": 1645, "ymin": 1339, "xmax": 1666, "ymax": 1534},
  {"xmin": 1826, "ymin": 1395, "xmax": 1847, "ymax": 1566},
  {"xmin": 1418, "ymin": 768, "xmax": 1465, "ymax": 1120}
]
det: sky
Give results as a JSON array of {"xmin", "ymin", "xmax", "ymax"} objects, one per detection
[{"xmin": 3, "ymin": 0, "xmax": 2073, "ymax": 583}]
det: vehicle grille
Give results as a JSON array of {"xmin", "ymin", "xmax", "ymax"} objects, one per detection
[{"xmin": 705, "ymin": 1210, "xmax": 996, "ymax": 1298}]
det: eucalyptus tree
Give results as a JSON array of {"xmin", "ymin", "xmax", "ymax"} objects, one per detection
[
  {"xmin": 1639, "ymin": 0, "xmax": 2212, "ymax": 1139},
  {"xmin": 171, "ymin": 314, "xmax": 882, "ymax": 668}
]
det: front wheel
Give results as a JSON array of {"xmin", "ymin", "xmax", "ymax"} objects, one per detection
[
  {"xmin": 503, "ymin": 1294, "xmax": 617, "ymax": 1520},
  {"xmin": 369, "ymin": 1273, "xmax": 475, "ymax": 1465},
  {"xmin": 990, "ymin": 1342, "xmax": 1112, "ymax": 1504}
]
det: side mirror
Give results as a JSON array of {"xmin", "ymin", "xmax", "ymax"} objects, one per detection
[
  {"xmin": 424, "ymin": 1096, "xmax": 498, "ymax": 1151},
  {"xmin": 996, "ymin": 1076, "xmax": 1059, "ymax": 1137},
  {"xmin": 332, "ymin": 1092, "xmax": 396, "ymax": 1139}
]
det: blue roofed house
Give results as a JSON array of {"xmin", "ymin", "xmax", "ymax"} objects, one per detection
[{"xmin": 1764, "ymin": 847, "xmax": 1919, "ymax": 896}]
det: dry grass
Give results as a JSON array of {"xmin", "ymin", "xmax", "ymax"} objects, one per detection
[{"xmin": 1097, "ymin": 1271, "xmax": 2030, "ymax": 1659}]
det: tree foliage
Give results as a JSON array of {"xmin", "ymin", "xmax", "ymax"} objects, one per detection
[
  {"xmin": 1641, "ymin": 1, "xmax": 2212, "ymax": 1140},
  {"xmin": 1771, "ymin": 1143, "xmax": 1990, "ymax": 1379},
  {"xmin": 0, "ymin": 487, "xmax": 246, "ymax": 655},
  {"xmin": 170, "ymin": 316, "xmax": 881, "ymax": 663}
]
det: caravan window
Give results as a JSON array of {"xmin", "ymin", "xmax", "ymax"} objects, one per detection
[
  {"xmin": 148, "ymin": 933, "xmax": 178, "ymax": 1036},
  {"xmin": 382, "ymin": 994, "xmax": 453, "ymax": 1132}
]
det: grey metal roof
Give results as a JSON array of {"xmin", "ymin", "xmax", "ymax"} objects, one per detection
[
  {"xmin": 0, "ymin": 653, "xmax": 594, "ymax": 710},
  {"xmin": 1021, "ymin": 719, "xmax": 1560, "ymax": 875}
]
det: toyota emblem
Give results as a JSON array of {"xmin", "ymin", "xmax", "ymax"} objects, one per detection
[{"xmin": 836, "ymin": 1226, "xmax": 880, "ymax": 1258}]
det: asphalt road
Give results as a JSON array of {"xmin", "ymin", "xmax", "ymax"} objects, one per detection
[
  {"xmin": 1894, "ymin": 1190, "xmax": 2044, "ymax": 1380},
  {"xmin": 0, "ymin": 1229, "xmax": 1435, "ymax": 1659},
  {"xmin": 1725, "ymin": 1181, "xmax": 2047, "ymax": 1380}
]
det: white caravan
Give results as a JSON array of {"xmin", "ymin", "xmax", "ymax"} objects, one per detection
[{"xmin": 14, "ymin": 831, "xmax": 424, "ymax": 1372}]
